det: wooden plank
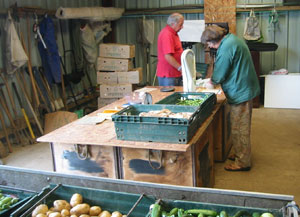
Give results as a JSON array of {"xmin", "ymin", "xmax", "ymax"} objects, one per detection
[
  {"xmin": 204, "ymin": 0, "xmax": 236, "ymax": 34},
  {"xmin": 52, "ymin": 142, "xmax": 118, "ymax": 178},
  {"xmin": 44, "ymin": 111, "xmax": 78, "ymax": 134},
  {"xmin": 194, "ymin": 123, "xmax": 214, "ymax": 187},
  {"xmin": 120, "ymin": 147, "xmax": 194, "ymax": 186}
]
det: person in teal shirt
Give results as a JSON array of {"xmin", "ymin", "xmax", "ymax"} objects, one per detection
[{"xmin": 201, "ymin": 25, "xmax": 260, "ymax": 171}]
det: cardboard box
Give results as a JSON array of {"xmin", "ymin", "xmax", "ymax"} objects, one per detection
[
  {"xmin": 97, "ymin": 68, "xmax": 142, "ymax": 84},
  {"xmin": 97, "ymin": 72, "xmax": 118, "ymax": 84},
  {"xmin": 97, "ymin": 57, "xmax": 133, "ymax": 72},
  {"xmin": 98, "ymin": 97, "xmax": 119, "ymax": 108},
  {"xmin": 99, "ymin": 43, "xmax": 135, "ymax": 59},
  {"xmin": 118, "ymin": 67, "xmax": 143, "ymax": 84},
  {"xmin": 100, "ymin": 84, "xmax": 132, "ymax": 98}
]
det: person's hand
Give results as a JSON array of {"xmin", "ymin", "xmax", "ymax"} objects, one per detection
[{"xmin": 204, "ymin": 78, "xmax": 215, "ymax": 89}]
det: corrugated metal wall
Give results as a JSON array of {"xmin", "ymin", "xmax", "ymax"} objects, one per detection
[
  {"xmin": 0, "ymin": 0, "xmax": 102, "ymax": 128},
  {"xmin": 114, "ymin": 0, "xmax": 300, "ymax": 85},
  {"xmin": 0, "ymin": 0, "xmax": 102, "ymax": 103}
]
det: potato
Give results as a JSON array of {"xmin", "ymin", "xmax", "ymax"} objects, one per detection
[
  {"xmin": 70, "ymin": 203, "xmax": 90, "ymax": 216},
  {"xmin": 111, "ymin": 211, "xmax": 122, "ymax": 217},
  {"xmin": 79, "ymin": 215, "xmax": 90, "ymax": 217},
  {"xmin": 49, "ymin": 212, "xmax": 62, "ymax": 217},
  {"xmin": 89, "ymin": 206, "xmax": 102, "ymax": 216},
  {"xmin": 70, "ymin": 215, "xmax": 78, "ymax": 217},
  {"xmin": 61, "ymin": 208, "xmax": 70, "ymax": 216},
  {"xmin": 122, "ymin": 215, "xmax": 127, "ymax": 217},
  {"xmin": 32, "ymin": 204, "xmax": 49, "ymax": 217},
  {"xmin": 99, "ymin": 210, "xmax": 111, "ymax": 217},
  {"xmin": 70, "ymin": 193, "xmax": 83, "ymax": 207},
  {"xmin": 36, "ymin": 214, "xmax": 47, "ymax": 217},
  {"xmin": 53, "ymin": 200, "xmax": 71, "ymax": 212},
  {"xmin": 47, "ymin": 211, "xmax": 54, "ymax": 216}
]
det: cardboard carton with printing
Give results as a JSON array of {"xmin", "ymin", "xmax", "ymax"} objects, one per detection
[
  {"xmin": 97, "ymin": 57, "xmax": 133, "ymax": 72},
  {"xmin": 100, "ymin": 84, "xmax": 133, "ymax": 98},
  {"xmin": 99, "ymin": 43, "xmax": 135, "ymax": 59}
]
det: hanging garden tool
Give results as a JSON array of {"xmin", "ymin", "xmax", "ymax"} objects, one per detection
[
  {"xmin": 0, "ymin": 100, "xmax": 13, "ymax": 153},
  {"xmin": 12, "ymin": 82, "xmax": 36, "ymax": 140},
  {"xmin": 0, "ymin": 85, "xmax": 23, "ymax": 145}
]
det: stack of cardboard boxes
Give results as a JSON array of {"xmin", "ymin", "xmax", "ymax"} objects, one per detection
[{"xmin": 97, "ymin": 43, "xmax": 142, "ymax": 108}]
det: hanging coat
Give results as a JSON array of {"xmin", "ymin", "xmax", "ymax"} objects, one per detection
[
  {"xmin": 38, "ymin": 16, "xmax": 61, "ymax": 85},
  {"xmin": 4, "ymin": 12, "xmax": 28, "ymax": 75}
]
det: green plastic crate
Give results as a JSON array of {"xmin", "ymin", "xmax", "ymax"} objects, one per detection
[
  {"xmin": 155, "ymin": 92, "xmax": 216, "ymax": 108},
  {"xmin": 11, "ymin": 184, "xmax": 283, "ymax": 217},
  {"xmin": 11, "ymin": 184, "xmax": 154, "ymax": 217},
  {"xmin": 112, "ymin": 99, "xmax": 215, "ymax": 144},
  {"xmin": 0, "ymin": 186, "xmax": 36, "ymax": 216},
  {"xmin": 149, "ymin": 198, "xmax": 282, "ymax": 217}
]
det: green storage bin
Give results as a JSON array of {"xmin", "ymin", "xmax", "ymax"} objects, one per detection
[
  {"xmin": 112, "ymin": 97, "xmax": 215, "ymax": 144},
  {"xmin": 155, "ymin": 92, "xmax": 216, "ymax": 108},
  {"xmin": 11, "ymin": 184, "xmax": 283, "ymax": 217},
  {"xmin": 11, "ymin": 184, "xmax": 154, "ymax": 217},
  {"xmin": 0, "ymin": 186, "xmax": 36, "ymax": 216},
  {"xmin": 149, "ymin": 198, "xmax": 282, "ymax": 217}
]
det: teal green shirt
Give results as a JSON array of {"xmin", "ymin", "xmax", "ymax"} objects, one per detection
[{"xmin": 212, "ymin": 33, "xmax": 260, "ymax": 104}]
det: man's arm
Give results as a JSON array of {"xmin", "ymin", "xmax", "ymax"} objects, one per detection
[{"xmin": 164, "ymin": 54, "xmax": 181, "ymax": 71}]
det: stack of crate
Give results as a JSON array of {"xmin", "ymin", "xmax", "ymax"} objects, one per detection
[{"xmin": 97, "ymin": 43, "xmax": 142, "ymax": 108}]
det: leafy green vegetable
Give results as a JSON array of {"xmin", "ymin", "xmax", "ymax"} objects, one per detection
[{"xmin": 176, "ymin": 99, "xmax": 204, "ymax": 106}]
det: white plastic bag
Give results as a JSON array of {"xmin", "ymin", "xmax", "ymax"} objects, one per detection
[
  {"xmin": 243, "ymin": 10, "xmax": 262, "ymax": 41},
  {"xmin": 4, "ymin": 12, "xmax": 28, "ymax": 75}
]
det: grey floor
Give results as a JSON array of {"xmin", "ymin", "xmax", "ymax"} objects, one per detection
[{"xmin": 1, "ymin": 107, "xmax": 300, "ymax": 205}]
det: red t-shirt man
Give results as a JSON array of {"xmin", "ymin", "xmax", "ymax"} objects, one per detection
[{"xmin": 156, "ymin": 13, "xmax": 184, "ymax": 86}]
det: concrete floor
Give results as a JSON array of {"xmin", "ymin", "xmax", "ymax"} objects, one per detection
[{"xmin": 1, "ymin": 107, "xmax": 300, "ymax": 205}]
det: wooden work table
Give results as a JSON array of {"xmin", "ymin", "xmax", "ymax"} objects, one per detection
[
  {"xmin": 38, "ymin": 86, "xmax": 228, "ymax": 187},
  {"xmin": 38, "ymin": 87, "xmax": 226, "ymax": 151}
]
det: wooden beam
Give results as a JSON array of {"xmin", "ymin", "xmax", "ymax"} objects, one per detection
[{"xmin": 123, "ymin": 5, "xmax": 300, "ymax": 16}]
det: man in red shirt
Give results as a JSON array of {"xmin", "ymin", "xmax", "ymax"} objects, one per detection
[{"xmin": 157, "ymin": 13, "xmax": 184, "ymax": 86}]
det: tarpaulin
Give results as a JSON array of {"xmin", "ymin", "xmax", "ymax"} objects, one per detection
[
  {"xmin": 80, "ymin": 22, "xmax": 111, "ymax": 65},
  {"xmin": 56, "ymin": 7, "xmax": 124, "ymax": 21}
]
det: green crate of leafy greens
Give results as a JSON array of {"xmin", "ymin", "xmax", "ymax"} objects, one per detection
[{"xmin": 155, "ymin": 92, "xmax": 216, "ymax": 109}]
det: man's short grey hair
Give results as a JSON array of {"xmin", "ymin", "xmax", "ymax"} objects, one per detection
[{"xmin": 167, "ymin": 13, "xmax": 184, "ymax": 26}]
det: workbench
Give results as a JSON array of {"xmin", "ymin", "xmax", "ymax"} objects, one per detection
[{"xmin": 37, "ymin": 86, "xmax": 230, "ymax": 188}]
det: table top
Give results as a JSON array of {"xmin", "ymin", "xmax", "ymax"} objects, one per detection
[{"xmin": 37, "ymin": 86, "xmax": 226, "ymax": 152}]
